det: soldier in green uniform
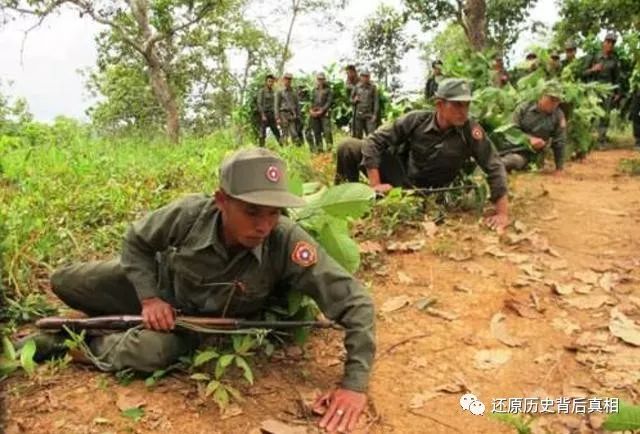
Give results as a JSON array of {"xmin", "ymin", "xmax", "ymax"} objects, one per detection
[
  {"xmin": 309, "ymin": 72, "xmax": 334, "ymax": 153},
  {"xmin": 345, "ymin": 65, "xmax": 360, "ymax": 137},
  {"xmin": 336, "ymin": 78, "xmax": 510, "ymax": 231},
  {"xmin": 32, "ymin": 149, "xmax": 375, "ymax": 433},
  {"xmin": 581, "ymin": 32, "xmax": 621, "ymax": 146},
  {"xmin": 501, "ymin": 81, "xmax": 567, "ymax": 173},
  {"xmin": 275, "ymin": 73, "xmax": 301, "ymax": 146},
  {"xmin": 257, "ymin": 74, "xmax": 282, "ymax": 147},
  {"xmin": 351, "ymin": 70, "xmax": 379, "ymax": 139},
  {"xmin": 561, "ymin": 40, "xmax": 577, "ymax": 71},
  {"xmin": 491, "ymin": 56, "xmax": 510, "ymax": 88},
  {"xmin": 425, "ymin": 60, "xmax": 444, "ymax": 99}
]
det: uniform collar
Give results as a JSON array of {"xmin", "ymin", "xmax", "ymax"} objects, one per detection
[
  {"xmin": 192, "ymin": 201, "xmax": 263, "ymax": 264},
  {"xmin": 423, "ymin": 112, "xmax": 442, "ymax": 133}
]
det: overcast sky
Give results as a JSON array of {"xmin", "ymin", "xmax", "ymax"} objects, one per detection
[{"xmin": 0, "ymin": 0, "xmax": 558, "ymax": 121}]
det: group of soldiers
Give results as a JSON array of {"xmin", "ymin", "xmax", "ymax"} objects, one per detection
[
  {"xmin": 427, "ymin": 32, "xmax": 640, "ymax": 150},
  {"xmin": 255, "ymin": 65, "xmax": 382, "ymax": 152}
]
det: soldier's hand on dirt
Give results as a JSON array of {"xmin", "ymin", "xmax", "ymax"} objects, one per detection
[
  {"xmin": 485, "ymin": 212, "xmax": 509, "ymax": 233},
  {"xmin": 141, "ymin": 297, "xmax": 175, "ymax": 331},
  {"xmin": 314, "ymin": 388, "xmax": 367, "ymax": 433}
]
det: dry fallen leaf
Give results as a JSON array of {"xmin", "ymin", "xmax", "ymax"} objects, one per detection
[
  {"xmin": 519, "ymin": 264, "xmax": 543, "ymax": 279},
  {"xmin": 359, "ymin": 240, "xmax": 383, "ymax": 255},
  {"xmin": 550, "ymin": 282, "xmax": 574, "ymax": 296},
  {"xmin": 414, "ymin": 297, "xmax": 437, "ymax": 310},
  {"xmin": 386, "ymin": 239, "xmax": 426, "ymax": 252},
  {"xmin": 409, "ymin": 392, "xmax": 440, "ymax": 409},
  {"xmin": 513, "ymin": 220, "xmax": 528, "ymax": 233},
  {"xmin": 564, "ymin": 295, "xmax": 612, "ymax": 310},
  {"xmin": 573, "ymin": 270, "xmax": 600, "ymax": 285},
  {"xmin": 596, "ymin": 208, "xmax": 629, "ymax": 217},
  {"xmin": 463, "ymin": 263, "xmax": 496, "ymax": 277},
  {"xmin": 506, "ymin": 253, "xmax": 530, "ymax": 265},
  {"xmin": 629, "ymin": 296, "xmax": 640, "ymax": 309},
  {"xmin": 421, "ymin": 220, "xmax": 438, "ymax": 238},
  {"xmin": 453, "ymin": 283, "xmax": 473, "ymax": 294},
  {"xmin": 609, "ymin": 308, "xmax": 640, "ymax": 346},
  {"xmin": 598, "ymin": 273, "xmax": 617, "ymax": 292},
  {"xmin": 511, "ymin": 278, "xmax": 531, "ymax": 288},
  {"xmin": 408, "ymin": 357, "xmax": 428, "ymax": 369},
  {"xmin": 425, "ymin": 307, "xmax": 458, "ymax": 321},
  {"xmin": 504, "ymin": 299, "xmax": 541, "ymax": 319},
  {"xmin": 220, "ymin": 404, "xmax": 243, "ymax": 420},
  {"xmin": 490, "ymin": 313, "xmax": 527, "ymax": 347},
  {"xmin": 397, "ymin": 271, "xmax": 415, "ymax": 285},
  {"xmin": 483, "ymin": 245, "xmax": 507, "ymax": 258},
  {"xmin": 551, "ymin": 317, "xmax": 581, "ymax": 335},
  {"xmin": 574, "ymin": 331, "xmax": 611, "ymax": 349},
  {"xmin": 473, "ymin": 349, "xmax": 512, "ymax": 370},
  {"xmin": 259, "ymin": 419, "xmax": 308, "ymax": 434},
  {"xmin": 434, "ymin": 381, "xmax": 466, "ymax": 394},
  {"xmin": 381, "ymin": 295, "xmax": 411, "ymax": 313},
  {"xmin": 574, "ymin": 285, "xmax": 593, "ymax": 295},
  {"xmin": 447, "ymin": 251, "xmax": 473, "ymax": 262},
  {"xmin": 116, "ymin": 393, "xmax": 146, "ymax": 412}
]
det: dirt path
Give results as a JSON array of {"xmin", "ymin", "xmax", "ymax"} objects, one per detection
[{"xmin": 2, "ymin": 150, "xmax": 639, "ymax": 434}]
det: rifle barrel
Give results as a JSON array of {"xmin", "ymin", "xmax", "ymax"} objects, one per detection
[{"xmin": 35, "ymin": 315, "xmax": 338, "ymax": 331}]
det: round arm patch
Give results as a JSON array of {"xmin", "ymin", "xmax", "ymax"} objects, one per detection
[{"xmin": 291, "ymin": 241, "xmax": 318, "ymax": 267}]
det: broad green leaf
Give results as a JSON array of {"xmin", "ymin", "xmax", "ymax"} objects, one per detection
[
  {"xmin": 288, "ymin": 290, "xmax": 303, "ymax": 316},
  {"xmin": 190, "ymin": 373, "xmax": 211, "ymax": 382},
  {"xmin": 317, "ymin": 219, "xmax": 360, "ymax": 273},
  {"xmin": 215, "ymin": 354, "xmax": 234, "ymax": 380},
  {"xmin": 306, "ymin": 183, "xmax": 374, "ymax": 219},
  {"xmin": 193, "ymin": 349, "xmax": 219, "ymax": 367},
  {"xmin": 302, "ymin": 182, "xmax": 323, "ymax": 195},
  {"xmin": 144, "ymin": 369, "xmax": 166, "ymax": 387},
  {"xmin": 2, "ymin": 336, "xmax": 16, "ymax": 361},
  {"xmin": 205, "ymin": 380, "xmax": 220, "ymax": 397},
  {"xmin": 225, "ymin": 384, "xmax": 243, "ymax": 402},
  {"xmin": 213, "ymin": 386, "xmax": 230, "ymax": 408},
  {"xmin": 288, "ymin": 176, "xmax": 304, "ymax": 197},
  {"xmin": 121, "ymin": 407, "xmax": 144, "ymax": 422},
  {"xmin": 0, "ymin": 359, "xmax": 20, "ymax": 377},
  {"xmin": 19, "ymin": 340, "xmax": 36, "ymax": 376},
  {"xmin": 235, "ymin": 356, "xmax": 254, "ymax": 385},
  {"xmin": 602, "ymin": 401, "xmax": 640, "ymax": 431},
  {"xmin": 293, "ymin": 327, "xmax": 310, "ymax": 345}
]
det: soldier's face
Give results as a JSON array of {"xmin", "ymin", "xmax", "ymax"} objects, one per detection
[
  {"xmin": 266, "ymin": 78, "xmax": 275, "ymax": 88},
  {"xmin": 347, "ymin": 69, "xmax": 357, "ymax": 80},
  {"xmin": 361, "ymin": 75, "xmax": 370, "ymax": 84},
  {"xmin": 566, "ymin": 49, "xmax": 576, "ymax": 59},
  {"xmin": 539, "ymin": 95, "xmax": 561, "ymax": 113},
  {"xmin": 603, "ymin": 40, "xmax": 614, "ymax": 54},
  {"xmin": 283, "ymin": 77, "xmax": 292, "ymax": 88},
  {"xmin": 216, "ymin": 192, "xmax": 281, "ymax": 249},
  {"xmin": 438, "ymin": 100, "xmax": 470, "ymax": 126}
]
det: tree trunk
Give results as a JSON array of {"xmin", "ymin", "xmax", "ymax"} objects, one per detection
[
  {"xmin": 130, "ymin": 0, "xmax": 180, "ymax": 143},
  {"xmin": 463, "ymin": 0, "xmax": 487, "ymax": 51},
  {"xmin": 240, "ymin": 50, "xmax": 254, "ymax": 105},
  {"xmin": 278, "ymin": 0, "xmax": 299, "ymax": 75}
]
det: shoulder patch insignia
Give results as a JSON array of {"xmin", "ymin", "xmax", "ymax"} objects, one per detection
[
  {"xmin": 472, "ymin": 125, "xmax": 484, "ymax": 141},
  {"xmin": 266, "ymin": 165, "xmax": 281, "ymax": 182},
  {"xmin": 291, "ymin": 241, "xmax": 317, "ymax": 267}
]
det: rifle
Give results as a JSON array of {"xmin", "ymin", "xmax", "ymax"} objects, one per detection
[
  {"xmin": 36, "ymin": 315, "xmax": 340, "ymax": 333},
  {"xmin": 375, "ymin": 183, "xmax": 479, "ymax": 199},
  {"xmin": 497, "ymin": 145, "xmax": 532, "ymax": 156}
]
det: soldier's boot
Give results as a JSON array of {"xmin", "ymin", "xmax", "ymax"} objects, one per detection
[{"xmin": 14, "ymin": 331, "xmax": 68, "ymax": 362}]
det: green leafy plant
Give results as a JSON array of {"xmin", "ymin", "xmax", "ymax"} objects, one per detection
[
  {"xmin": 602, "ymin": 401, "xmax": 640, "ymax": 431},
  {"xmin": 619, "ymin": 158, "xmax": 640, "ymax": 175},
  {"xmin": 0, "ymin": 335, "xmax": 37, "ymax": 380},
  {"xmin": 489, "ymin": 413, "xmax": 534, "ymax": 434}
]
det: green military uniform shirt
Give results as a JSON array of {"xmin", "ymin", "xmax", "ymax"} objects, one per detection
[
  {"xmin": 275, "ymin": 87, "xmax": 301, "ymax": 118},
  {"xmin": 512, "ymin": 101, "xmax": 567, "ymax": 170},
  {"xmin": 257, "ymin": 87, "xmax": 276, "ymax": 117},
  {"xmin": 120, "ymin": 194, "xmax": 375, "ymax": 392},
  {"xmin": 582, "ymin": 53, "xmax": 620, "ymax": 88},
  {"xmin": 351, "ymin": 83, "xmax": 379, "ymax": 117},
  {"xmin": 361, "ymin": 110, "xmax": 508, "ymax": 202},
  {"xmin": 311, "ymin": 86, "xmax": 333, "ymax": 115}
]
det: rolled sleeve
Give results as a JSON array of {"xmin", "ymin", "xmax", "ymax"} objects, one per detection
[
  {"xmin": 280, "ymin": 225, "xmax": 375, "ymax": 392},
  {"xmin": 469, "ymin": 122, "xmax": 508, "ymax": 202}
]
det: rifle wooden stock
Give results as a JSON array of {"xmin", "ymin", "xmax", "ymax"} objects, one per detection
[{"xmin": 36, "ymin": 315, "xmax": 339, "ymax": 331}]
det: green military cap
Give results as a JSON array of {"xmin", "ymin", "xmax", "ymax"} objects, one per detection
[
  {"xmin": 316, "ymin": 72, "xmax": 326, "ymax": 80},
  {"xmin": 360, "ymin": 69, "xmax": 370, "ymax": 76},
  {"xmin": 219, "ymin": 148, "xmax": 306, "ymax": 208},
  {"xmin": 605, "ymin": 32, "xmax": 617, "ymax": 42},
  {"xmin": 434, "ymin": 78, "xmax": 473, "ymax": 102},
  {"xmin": 542, "ymin": 80, "xmax": 564, "ymax": 99},
  {"xmin": 564, "ymin": 40, "xmax": 577, "ymax": 50},
  {"xmin": 283, "ymin": 72, "xmax": 293, "ymax": 79}
]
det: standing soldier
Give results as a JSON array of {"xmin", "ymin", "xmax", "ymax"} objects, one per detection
[
  {"xmin": 491, "ymin": 56, "xmax": 510, "ymax": 88},
  {"xmin": 275, "ymin": 73, "xmax": 301, "ymax": 146},
  {"xmin": 257, "ymin": 74, "xmax": 281, "ymax": 147},
  {"xmin": 309, "ymin": 72, "xmax": 334, "ymax": 153},
  {"xmin": 351, "ymin": 70, "xmax": 379, "ymax": 139},
  {"xmin": 345, "ymin": 65, "xmax": 360, "ymax": 137},
  {"xmin": 562, "ymin": 40, "xmax": 578, "ymax": 71},
  {"xmin": 581, "ymin": 32, "xmax": 621, "ymax": 147},
  {"xmin": 548, "ymin": 52, "xmax": 562, "ymax": 77},
  {"xmin": 631, "ymin": 86, "xmax": 640, "ymax": 150},
  {"xmin": 425, "ymin": 60, "xmax": 444, "ymax": 99}
]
